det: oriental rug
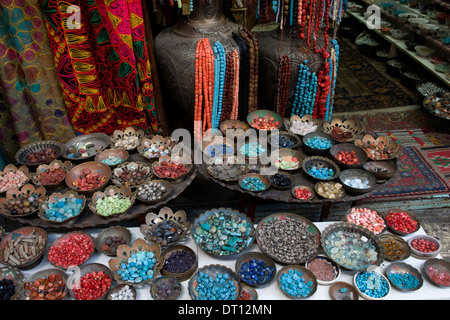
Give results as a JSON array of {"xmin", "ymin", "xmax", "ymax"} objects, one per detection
[
  {"xmin": 374, "ymin": 129, "xmax": 435, "ymax": 147},
  {"xmin": 418, "ymin": 145, "xmax": 450, "ymax": 184}
]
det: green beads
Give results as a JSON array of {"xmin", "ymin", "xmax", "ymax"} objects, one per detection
[{"xmin": 95, "ymin": 195, "xmax": 131, "ymax": 217}]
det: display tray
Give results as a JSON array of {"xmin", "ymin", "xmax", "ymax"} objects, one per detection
[{"xmin": 5, "ymin": 152, "xmax": 197, "ymax": 230}]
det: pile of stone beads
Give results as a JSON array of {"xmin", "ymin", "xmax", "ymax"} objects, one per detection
[
  {"xmin": 137, "ymin": 181, "xmax": 168, "ymax": 202},
  {"xmin": 194, "ymin": 271, "xmax": 237, "ymax": 300},
  {"xmin": 142, "ymin": 144, "xmax": 170, "ymax": 159},
  {"xmin": 289, "ymin": 120, "xmax": 317, "ymax": 135},
  {"xmin": 316, "ymin": 182, "xmax": 344, "ymax": 199},
  {"xmin": 346, "ymin": 207, "xmax": 386, "ymax": 235},
  {"xmin": 279, "ymin": 269, "xmax": 314, "ymax": 298},
  {"xmin": 426, "ymin": 265, "xmax": 450, "ymax": 287},
  {"xmin": 304, "ymin": 136, "xmax": 332, "ymax": 150},
  {"xmin": 387, "ymin": 272, "xmax": 420, "ymax": 290},
  {"xmin": 355, "ymin": 271, "xmax": 389, "ymax": 299},
  {"xmin": 240, "ymin": 176, "xmax": 267, "ymax": 192},
  {"xmin": 26, "ymin": 148, "xmax": 57, "ymax": 164},
  {"xmin": 272, "ymin": 135, "xmax": 295, "ymax": 148},
  {"xmin": 109, "ymin": 285, "xmax": 135, "ymax": 300},
  {"xmin": 410, "ymin": 238, "xmax": 439, "ymax": 253},
  {"xmin": 43, "ymin": 195, "xmax": 84, "ymax": 222},
  {"xmin": 0, "ymin": 279, "xmax": 15, "ymax": 300},
  {"xmin": 66, "ymin": 143, "xmax": 98, "ymax": 159},
  {"xmin": 101, "ymin": 236, "xmax": 127, "ymax": 255},
  {"xmin": 205, "ymin": 143, "xmax": 233, "ymax": 157},
  {"xmin": 239, "ymin": 142, "xmax": 266, "ymax": 158},
  {"xmin": 342, "ymin": 177, "xmax": 371, "ymax": 189},
  {"xmin": 307, "ymin": 165, "xmax": 335, "ymax": 179},
  {"xmin": 36, "ymin": 168, "xmax": 66, "ymax": 186},
  {"xmin": 0, "ymin": 170, "xmax": 28, "ymax": 192},
  {"xmin": 73, "ymin": 271, "xmax": 112, "ymax": 300},
  {"xmin": 147, "ymin": 220, "xmax": 184, "ymax": 246},
  {"xmin": 323, "ymin": 230, "xmax": 378, "ymax": 270},
  {"xmin": 386, "ymin": 210, "xmax": 418, "ymax": 234},
  {"xmin": 101, "ymin": 156, "xmax": 124, "ymax": 166},
  {"xmin": 381, "ymin": 239, "xmax": 405, "ymax": 260},
  {"xmin": 250, "ymin": 116, "xmax": 280, "ymax": 130},
  {"xmin": 95, "ymin": 195, "xmax": 131, "ymax": 217},
  {"xmin": 4, "ymin": 192, "xmax": 41, "ymax": 216},
  {"xmin": 257, "ymin": 216, "xmax": 318, "ymax": 264},
  {"xmin": 306, "ymin": 257, "xmax": 337, "ymax": 282},
  {"xmin": 23, "ymin": 273, "xmax": 66, "ymax": 300},
  {"xmin": 238, "ymin": 258, "xmax": 275, "ymax": 286},
  {"xmin": 270, "ymin": 173, "xmax": 292, "ymax": 188},
  {"xmin": 293, "ymin": 187, "xmax": 314, "ymax": 200},
  {"xmin": 116, "ymin": 250, "xmax": 157, "ymax": 284},
  {"xmin": 274, "ymin": 155, "xmax": 299, "ymax": 170},
  {"xmin": 152, "ymin": 277, "xmax": 181, "ymax": 300},
  {"xmin": 163, "ymin": 249, "xmax": 196, "ymax": 274},
  {"xmin": 192, "ymin": 210, "xmax": 253, "ymax": 256},
  {"xmin": 48, "ymin": 233, "xmax": 94, "ymax": 269}
]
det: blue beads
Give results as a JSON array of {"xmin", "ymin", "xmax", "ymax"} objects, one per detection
[
  {"xmin": 44, "ymin": 196, "xmax": 83, "ymax": 222},
  {"xmin": 238, "ymin": 258, "xmax": 275, "ymax": 285},
  {"xmin": 304, "ymin": 136, "xmax": 332, "ymax": 150},
  {"xmin": 212, "ymin": 41, "xmax": 226, "ymax": 130},
  {"xmin": 356, "ymin": 271, "xmax": 389, "ymax": 299},
  {"xmin": 388, "ymin": 272, "xmax": 420, "ymax": 290},
  {"xmin": 116, "ymin": 250, "xmax": 157, "ymax": 284},
  {"xmin": 280, "ymin": 269, "xmax": 313, "ymax": 298},
  {"xmin": 195, "ymin": 271, "xmax": 237, "ymax": 300},
  {"xmin": 307, "ymin": 165, "xmax": 335, "ymax": 179},
  {"xmin": 240, "ymin": 176, "xmax": 267, "ymax": 192}
]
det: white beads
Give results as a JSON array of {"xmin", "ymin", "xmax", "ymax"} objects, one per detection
[
  {"xmin": 109, "ymin": 285, "xmax": 135, "ymax": 300},
  {"xmin": 289, "ymin": 120, "xmax": 318, "ymax": 136}
]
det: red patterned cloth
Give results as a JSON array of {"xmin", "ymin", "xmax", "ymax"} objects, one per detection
[{"xmin": 40, "ymin": 0, "xmax": 159, "ymax": 134}]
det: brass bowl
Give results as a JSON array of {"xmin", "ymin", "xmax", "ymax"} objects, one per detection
[
  {"xmin": 238, "ymin": 173, "xmax": 271, "ymax": 193},
  {"xmin": 47, "ymin": 231, "xmax": 95, "ymax": 269},
  {"xmin": 271, "ymin": 148, "xmax": 302, "ymax": 171},
  {"xmin": 110, "ymin": 127, "xmax": 145, "ymax": 151},
  {"xmin": 286, "ymin": 114, "xmax": 323, "ymax": 136},
  {"xmin": 235, "ymin": 252, "xmax": 277, "ymax": 288},
  {"xmin": 0, "ymin": 184, "xmax": 47, "ymax": 218},
  {"xmin": 322, "ymin": 118, "xmax": 363, "ymax": 143},
  {"xmin": 339, "ymin": 169, "xmax": 377, "ymax": 195},
  {"xmin": 95, "ymin": 226, "xmax": 132, "ymax": 256},
  {"xmin": 15, "ymin": 140, "xmax": 64, "ymax": 166},
  {"xmin": 63, "ymin": 133, "xmax": 110, "ymax": 161},
  {"xmin": 246, "ymin": 109, "xmax": 283, "ymax": 131},
  {"xmin": 378, "ymin": 234, "xmax": 411, "ymax": 261},
  {"xmin": 329, "ymin": 281, "xmax": 359, "ymax": 300},
  {"xmin": 94, "ymin": 148, "xmax": 129, "ymax": 168},
  {"xmin": 38, "ymin": 190, "xmax": 86, "ymax": 224},
  {"xmin": 88, "ymin": 186, "xmax": 136, "ymax": 219},
  {"xmin": 65, "ymin": 161, "xmax": 111, "ymax": 194},
  {"xmin": 423, "ymin": 258, "xmax": 450, "ymax": 288},
  {"xmin": 385, "ymin": 262, "xmax": 423, "ymax": 291},
  {"xmin": 0, "ymin": 226, "xmax": 48, "ymax": 270},
  {"xmin": 161, "ymin": 244, "xmax": 198, "ymax": 282},
  {"xmin": 302, "ymin": 132, "xmax": 335, "ymax": 156},
  {"xmin": 68, "ymin": 263, "xmax": 113, "ymax": 300},
  {"xmin": 277, "ymin": 265, "xmax": 318, "ymax": 299},
  {"xmin": 31, "ymin": 160, "xmax": 72, "ymax": 189},
  {"xmin": 291, "ymin": 185, "xmax": 315, "ymax": 201},
  {"xmin": 302, "ymin": 156, "xmax": 340, "ymax": 181},
  {"xmin": 112, "ymin": 161, "xmax": 152, "ymax": 188},
  {"xmin": 315, "ymin": 181, "xmax": 345, "ymax": 200},
  {"xmin": 0, "ymin": 266, "xmax": 24, "ymax": 300},
  {"xmin": 329, "ymin": 143, "xmax": 368, "ymax": 169},
  {"xmin": 384, "ymin": 209, "xmax": 421, "ymax": 236},
  {"xmin": 106, "ymin": 284, "xmax": 137, "ymax": 300},
  {"xmin": 150, "ymin": 276, "xmax": 182, "ymax": 300},
  {"xmin": 354, "ymin": 134, "xmax": 400, "ymax": 161},
  {"xmin": 19, "ymin": 268, "xmax": 69, "ymax": 300},
  {"xmin": 0, "ymin": 164, "xmax": 30, "ymax": 193},
  {"xmin": 188, "ymin": 264, "xmax": 241, "ymax": 300}
]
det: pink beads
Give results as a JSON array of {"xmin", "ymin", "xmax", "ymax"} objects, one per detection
[
  {"xmin": 0, "ymin": 171, "xmax": 28, "ymax": 192},
  {"xmin": 347, "ymin": 207, "xmax": 386, "ymax": 235}
]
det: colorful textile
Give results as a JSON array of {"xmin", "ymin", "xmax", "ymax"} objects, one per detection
[
  {"xmin": 40, "ymin": 0, "xmax": 158, "ymax": 134},
  {"xmin": 0, "ymin": 0, "xmax": 75, "ymax": 160},
  {"xmin": 374, "ymin": 129, "xmax": 435, "ymax": 147},
  {"xmin": 419, "ymin": 145, "xmax": 450, "ymax": 183}
]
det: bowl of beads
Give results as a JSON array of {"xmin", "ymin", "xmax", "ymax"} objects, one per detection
[
  {"xmin": 15, "ymin": 140, "xmax": 64, "ymax": 166},
  {"xmin": 330, "ymin": 143, "xmax": 368, "ymax": 169},
  {"xmin": 322, "ymin": 118, "xmax": 363, "ymax": 143},
  {"xmin": 30, "ymin": 160, "xmax": 72, "ymax": 189},
  {"xmin": 315, "ymin": 181, "xmax": 345, "ymax": 200},
  {"xmin": 69, "ymin": 263, "xmax": 113, "ymax": 300},
  {"xmin": 277, "ymin": 265, "xmax": 318, "ymax": 299},
  {"xmin": 272, "ymin": 148, "xmax": 302, "ymax": 171},
  {"xmin": 354, "ymin": 134, "xmax": 399, "ymax": 161},
  {"xmin": 88, "ymin": 186, "xmax": 136, "ymax": 219},
  {"xmin": 138, "ymin": 135, "xmax": 177, "ymax": 161},
  {"xmin": 63, "ymin": 133, "xmax": 110, "ymax": 161},
  {"xmin": 339, "ymin": 169, "xmax": 377, "ymax": 195},
  {"xmin": 219, "ymin": 119, "xmax": 250, "ymax": 136},
  {"xmin": 235, "ymin": 252, "xmax": 277, "ymax": 288},
  {"xmin": 415, "ymin": 45, "xmax": 435, "ymax": 57},
  {"xmin": 423, "ymin": 91, "xmax": 450, "ymax": 120},
  {"xmin": 378, "ymin": 234, "xmax": 411, "ymax": 262},
  {"xmin": 188, "ymin": 264, "xmax": 241, "ymax": 300},
  {"xmin": 247, "ymin": 109, "xmax": 283, "ymax": 131},
  {"xmin": 0, "ymin": 226, "xmax": 48, "ymax": 270},
  {"xmin": 302, "ymin": 156, "xmax": 340, "ymax": 181},
  {"xmin": 302, "ymin": 132, "xmax": 335, "ymax": 156},
  {"xmin": 95, "ymin": 226, "xmax": 132, "ymax": 256},
  {"xmin": 201, "ymin": 136, "xmax": 235, "ymax": 159},
  {"xmin": 20, "ymin": 268, "xmax": 68, "ymax": 300},
  {"xmin": 108, "ymin": 238, "xmax": 164, "ymax": 286},
  {"xmin": 152, "ymin": 156, "xmax": 193, "ymax": 184},
  {"xmin": 269, "ymin": 172, "xmax": 295, "ymax": 190},
  {"xmin": 110, "ymin": 126, "xmax": 145, "ymax": 151},
  {"xmin": 407, "ymin": 235, "xmax": 442, "ymax": 259},
  {"xmin": 150, "ymin": 275, "xmax": 182, "ymax": 300},
  {"xmin": 239, "ymin": 284, "xmax": 258, "ymax": 300},
  {"xmin": 107, "ymin": 284, "xmax": 136, "ymax": 300},
  {"xmin": 256, "ymin": 213, "xmax": 321, "ymax": 265},
  {"xmin": 65, "ymin": 161, "xmax": 111, "ymax": 194},
  {"xmin": 94, "ymin": 148, "xmax": 129, "ymax": 168},
  {"xmin": 329, "ymin": 281, "xmax": 359, "ymax": 300},
  {"xmin": 0, "ymin": 164, "xmax": 30, "ymax": 193},
  {"xmin": 321, "ymin": 222, "xmax": 385, "ymax": 271},
  {"xmin": 385, "ymin": 262, "xmax": 423, "ymax": 292},
  {"xmin": 161, "ymin": 244, "xmax": 198, "ymax": 282},
  {"xmin": 38, "ymin": 190, "xmax": 86, "ymax": 224},
  {"xmin": 0, "ymin": 266, "xmax": 24, "ymax": 300},
  {"xmin": 238, "ymin": 173, "xmax": 271, "ymax": 193},
  {"xmin": 292, "ymin": 185, "xmax": 315, "ymax": 201},
  {"xmin": 384, "ymin": 209, "xmax": 420, "ymax": 236},
  {"xmin": 345, "ymin": 206, "xmax": 387, "ymax": 235},
  {"xmin": 423, "ymin": 258, "xmax": 450, "ymax": 288},
  {"xmin": 140, "ymin": 207, "xmax": 191, "ymax": 247},
  {"xmin": 237, "ymin": 141, "xmax": 267, "ymax": 161},
  {"xmin": 112, "ymin": 161, "xmax": 152, "ymax": 189},
  {"xmin": 354, "ymin": 270, "xmax": 391, "ymax": 300},
  {"xmin": 305, "ymin": 255, "xmax": 341, "ymax": 285},
  {"xmin": 286, "ymin": 114, "xmax": 323, "ymax": 136},
  {"xmin": 192, "ymin": 208, "xmax": 255, "ymax": 258},
  {"xmin": 363, "ymin": 160, "xmax": 397, "ymax": 182},
  {"xmin": 136, "ymin": 179, "xmax": 173, "ymax": 204},
  {"xmin": 47, "ymin": 231, "xmax": 95, "ymax": 270},
  {"xmin": 268, "ymin": 131, "xmax": 301, "ymax": 149},
  {"xmin": 206, "ymin": 156, "xmax": 248, "ymax": 182},
  {"xmin": 0, "ymin": 184, "xmax": 47, "ymax": 218}
]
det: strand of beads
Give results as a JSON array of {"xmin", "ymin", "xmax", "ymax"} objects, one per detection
[
  {"xmin": 221, "ymin": 52, "xmax": 234, "ymax": 120},
  {"xmin": 327, "ymin": 39, "xmax": 339, "ymax": 121},
  {"xmin": 238, "ymin": 28, "xmax": 259, "ymax": 113},
  {"xmin": 212, "ymin": 41, "xmax": 226, "ymax": 130},
  {"xmin": 233, "ymin": 32, "xmax": 250, "ymax": 120},
  {"xmin": 230, "ymin": 50, "xmax": 240, "ymax": 120},
  {"xmin": 273, "ymin": 54, "xmax": 291, "ymax": 117}
]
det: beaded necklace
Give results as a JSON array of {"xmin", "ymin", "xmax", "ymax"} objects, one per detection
[
  {"xmin": 212, "ymin": 41, "xmax": 226, "ymax": 129},
  {"xmin": 273, "ymin": 54, "xmax": 291, "ymax": 117},
  {"xmin": 233, "ymin": 32, "xmax": 250, "ymax": 121},
  {"xmin": 231, "ymin": 49, "xmax": 240, "ymax": 120},
  {"xmin": 238, "ymin": 28, "xmax": 259, "ymax": 113}
]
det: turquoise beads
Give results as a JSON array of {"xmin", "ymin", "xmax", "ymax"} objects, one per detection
[
  {"xmin": 240, "ymin": 176, "xmax": 267, "ymax": 192},
  {"xmin": 356, "ymin": 271, "xmax": 389, "ymax": 299},
  {"xmin": 307, "ymin": 165, "xmax": 335, "ymax": 179},
  {"xmin": 116, "ymin": 251, "xmax": 157, "ymax": 284},
  {"xmin": 195, "ymin": 271, "xmax": 237, "ymax": 300},
  {"xmin": 280, "ymin": 269, "xmax": 314, "ymax": 298},
  {"xmin": 388, "ymin": 272, "xmax": 420, "ymax": 290},
  {"xmin": 44, "ymin": 196, "xmax": 84, "ymax": 222}
]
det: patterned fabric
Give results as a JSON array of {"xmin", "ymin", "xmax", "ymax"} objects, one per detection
[
  {"xmin": 40, "ymin": 0, "xmax": 159, "ymax": 134},
  {"xmin": 0, "ymin": 0, "xmax": 75, "ymax": 161},
  {"xmin": 419, "ymin": 145, "xmax": 450, "ymax": 183}
]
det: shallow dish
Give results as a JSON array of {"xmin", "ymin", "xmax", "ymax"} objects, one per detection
[
  {"xmin": 390, "ymin": 28, "xmax": 408, "ymax": 39},
  {"xmin": 363, "ymin": 160, "xmax": 397, "ymax": 181},
  {"xmin": 94, "ymin": 148, "xmax": 129, "ymax": 168},
  {"xmin": 31, "ymin": 160, "xmax": 72, "ymax": 189},
  {"xmin": 136, "ymin": 179, "xmax": 173, "ymax": 204},
  {"xmin": 161, "ymin": 244, "xmax": 198, "ymax": 282},
  {"xmin": 322, "ymin": 117, "xmax": 363, "ymax": 143},
  {"xmin": 268, "ymin": 131, "xmax": 301, "ymax": 149},
  {"xmin": 305, "ymin": 255, "xmax": 341, "ymax": 285},
  {"xmin": 138, "ymin": 135, "xmax": 177, "ymax": 161},
  {"xmin": 329, "ymin": 281, "xmax": 359, "ymax": 300},
  {"xmin": 151, "ymin": 156, "xmax": 193, "ymax": 184},
  {"xmin": 354, "ymin": 134, "xmax": 399, "ymax": 161},
  {"xmin": 384, "ymin": 209, "xmax": 421, "ymax": 236},
  {"xmin": 238, "ymin": 173, "xmax": 271, "ymax": 192},
  {"xmin": 315, "ymin": 181, "xmax": 345, "ymax": 200},
  {"xmin": 286, "ymin": 114, "xmax": 323, "ymax": 136},
  {"xmin": 385, "ymin": 262, "xmax": 423, "ymax": 291},
  {"xmin": 15, "ymin": 140, "xmax": 64, "ymax": 166},
  {"xmin": 107, "ymin": 284, "xmax": 137, "ymax": 300},
  {"xmin": 0, "ymin": 164, "xmax": 30, "ymax": 193},
  {"xmin": 398, "ymin": 12, "xmax": 418, "ymax": 22},
  {"xmin": 0, "ymin": 266, "xmax": 24, "ymax": 300},
  {"xmin": 201, "ymin": 136, "xmax": 235, "ymax": 159},
  {"xmin": 271, "ymin": 148, "xmax": 302, "ymax": 171},
  {"xmin": 110, "ymin": 127, "xmax": 145, "ymax": 151},
  {"xmin": 269, "ymin": 172, "xmax": 295, "ymax": 190},
  {"xmin": 112, "ymin": 161, "xmax": 153, "ymax": 188},
  {"xmin": 20, "ymin": 268, "xmax": 69, "ymax": 300},
  {"xmin": 150, "ymin": 275, "xmax": 182, "ymax": 300},
  {"xmin": 47, "ymin": 231, "xmax": 95, "ymax": 269},
  {"xmin": 302, "ymin": 132, "xmax": 335, "ymax": 156},
  {"xmin": 95, "ymin": 225, "xmax": 132, "ymax": 256},
  {"xmin": 377, "ymin": 234, "xmax": 411, "ymax": 261},
  {"xmin": 68, "ymin": 263, "xmax": 113, "ymax": 300},
  {"xmin": 292, "ymin": 185, "xmax": 315, "ymax": 201},
  {"xmin": 407, "ymin": 235, "xmax": 442, "ymax": 259},
  {"xmin": 302, "ymin": 156, "xmax": 340, "ymax": 181},
  {"xmin": 415, "ymin": 45, "xmax": 435, "ymax": 57},
  {"xmin": 219, "ymin": 119, "xmax": 250, "ymax": 136},
  {"xmin": 330, "ymin": 143, "xmax": 368, "ymax": 169},
  {"xmin": 38, "ymin": 190, "xmax": 85, "ymax": 224},
  {"xmin": 408, "ymin": 17, "xmax": 429, "ymax": 28},
  {"xmin": 345, "ymin": 206, "xmax": 387, "ymax": 235},
  {"xmin": 239, "ymin": 284, "xmax": 258, "ymax": 300},
  {"xmin": 63, "ymin": 133, "xmax": 110, "ymax": 161},
  {"xmin": 418, "ymin": 23, "xmax": 440, "ymax": 36},
  {"xmin": 206, "ymin": 156, "xmax": 248, "ymax": 182},
  {"xmin": 246, "ymin": 109, "xmax": 283, "ymax": 131},
  {"xmin": 65, "ymin": 161, "xmax": 111, "ymax": 194},
  {"xmin": 0, "ymin": 184, "xmax": 46, "ymax": 218},
  {"xmin": 89, "ymin": 186, "xmax": 136, "ymax": 219},
  {"xmin": 423, "ymin": 258, "xmax": 450, "ymax": 288},
  {"xmin": 235, "ymin": 252, "xmax": 277, "ymax": 288},
  {"xmin": 339, "ymin": 169, "xmax": 377, "ymax": 195},
  {"xmin": 354, "ymin": 270, "xmax": 391, "ymax": 300},
  {"xmin": 277, "ymin": 265, "xmax": 317, "ymax": 299}
]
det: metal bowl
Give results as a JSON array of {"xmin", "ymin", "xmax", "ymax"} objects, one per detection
[
  {"xmin": 302, "ymin": 132, "xmax": 335, "ymax": 156},
  {"xmin": 94, "ymin": 148, "xmax": 129, "ymax": 168},
  {"xmin": 113, "ymin": 161, "xmax": 153, "ymax": 188},
  {"xmin": 38, "ymin": 190, "xmax": 86, "ymax": 224},
  {"xmin": 219, "ymin": 119, "xmax": 250, "ymax": 136},
  {"xmin": 136, "ymin": 179, "xmax": 173, "ymax": 204},
  {"xmin": 363, "ymin": 160, "xmax": 397, "ymax": 181},
  {"xmin": 0, "ymin": 164, "xmax": 30, "ymax": 193},
  {"xmin": 330, "ymin": 143, "xmax": 368, "ymax": 169},
  {"xmin": 377, "ymin": 234, "xmax": 411, "ymax": 261},
  {"xmin": 0, "ymin": 184, "xmax": 47, "ymax": 218},
  {"xmin": 235, "ymin": 252, "xmax": 277, "ymax": 288},
  {"xmin": 291, "ymin": 185, "xmax": 315, "ymax": 200},
  {"xmin": 344, "ymin": 206, "xmax": 387, "ymax": 235},
  {"xmin": 150, "ymin": 276, "xmax": 182, "ymax": 300},
  {"xmin": 268, "ymin": 131, "xmax": 301, "ymax": 149},
  {"xmin": 423, "ymin": 258, "xmax": 450, "ymax": 288},
  {"xmin": 68, "ymin": 263, "xmax": 113, "ymax": 300},
  {"xmin": 19, "ymin": 268, "xmax": 69, "ymax": 300},
  {"xmin": 269, "ymin": 172, "xmax": 295, "ymax": 190},
  {"xmin": 302, "ymin": 156, "xmax": 340, "ymax": 181},
  {"xmin": 30, "ymin": 160, "xmax": 72, "ymax": 189},
  {"xmin": 106, "ymin": 284, "xmax": 136, "ymax": 300},
  {"xmin": 271, "ymin": 148, "xmax": 303, "ymax": 171},
  {"xmin": 286, "ymin": 114, "xmax": 323, "ymax": 136},
  {"xmin": 407, "ymin": 235, "xmax": 442, "ymax": 259},
  {"xmin": 385, "ymin": 262, "xmax": 423, "ymax": 292},
  {"xmin": 15, "ymin": 140, "xmax": 64, "ymax": 166},
  {"xmin": 62, "ymin": 133, "xmax": 110, "ymax": 161},
  {"xmin": 384, "ymin": 209, "xmax": 421, "ymax": 236},
  {"xmin": 88, "ymin": 186, "xmax": 136, "ymax": 219},
  {"xmin": 161, "ymin": 244, "xmax": 198, "ymax": 282},
  {"xmin": 0, "ymin": 266, "xmax": 24, "ymax": 300},
  {"xmin": 188, "ymin": 264, "xmax": 241, "ymax": 300},
  {"xmin": 315, "ymin": 181, "xmax": 346, "ymax": 200},
  {"xmin": 65, "ymin": 161, "xmax": 111, "ymax": 194},
  {"xmin": 354, "ymin": 134, "xmax": 400, "ymax": 161},
  {"xmin": 110, "ymin": 127, "xmax": 145, "ymax": 151},
  {"xmin": 305, "ymin": 255, "xmax": 341, "ymax": 285},
  {"xmin": 95, "ymin": 225, "xmax": 132, "ymax": 256},
  {"xmin": 238, "ymin": 173, "xmax": 271, "ymax": 193},
  {"xmin": 239, "ymin": 284, "xmax": 258, "ymax": 300},
  {"xmin": 47, "ymin": 231, "xmax": 95, "ymax": 269},
  {"xmin": 322, "ymin": 118, "xmax": 363, "ymax": 143},
  {"xmin": 354, "ymin": 270, "xmax": 391, "ymax": 300},
  {"xmin": 329, "ymin": 281, "xmax": 359, "ymax": 300},
  {"xmin": 246, "ymin": 109, "xmax": 283, "ymax": 131},
  {"xmin": 151, "ymin": 158, "xmax": 193, "ymax": 184},
  {"xmin": 339, "ymin": 169, "xmax": 377, "ymax": 195},
  {"xmin": 277, "ymin": 265, "xmax": 318, "ymax": 299}
]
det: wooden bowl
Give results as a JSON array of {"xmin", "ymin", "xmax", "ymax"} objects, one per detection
[
  {"xmin": 339, "ymin": 169, "xmax": 377, "ymax": 195},
  {"xmin": 68, "ymin": 263, "xmax": 113, "ymax": 300},
  {"xmin": 88, "ymin": 186, "xmax": 136, "ymax": 219},
  {"xmin": 302, "ymin": 132, "xmax": 335, "ymax": 156},
  {"xmin": 378, "ymin": 234, "xmax": 411, "ymax": 261},
  {"xmin": 277, "ymin": 265, "xmax": 318, "ymax": 299},
  {"xmin": 65, "ymin": 161, "xmax": 111, "ymax": 194},
  {"xmin": 302, "ymin": 156, "xmax": 340, "ymax": 181},
  {"xmin": 15, "ymin": 140, "xmax": 64, "ymax": 166},
  {"xmin": 94, "ymin": 148, "xmax": 129, "ymax": 167},
  {"xmin": 62, "ymin": 133, "xmax": 110, "ymax": 161},
  {"xmin": 38, "ymin": 190, "xmax": 86, "ymax": 224},
  {"xmin": 235, "ymin": 252, "xmax": 277, "ymax": 288},
  {"xmin": 330, "ymin": 143, "xmax": 368, "ymax": 169},
  {"xmin": 95, "ymin": 226, "xmax": 132, "ymax": 256}
]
